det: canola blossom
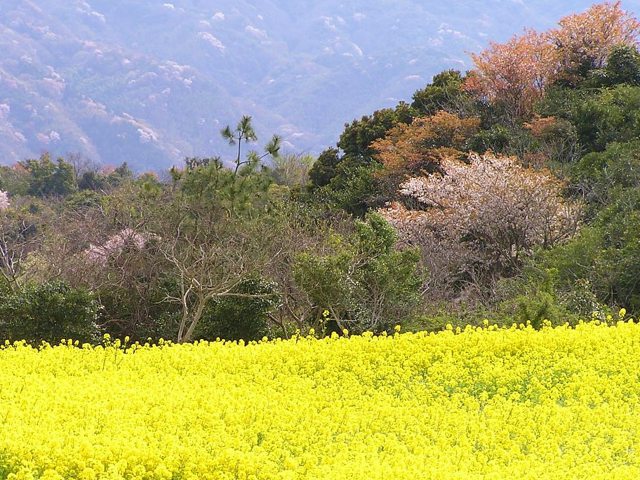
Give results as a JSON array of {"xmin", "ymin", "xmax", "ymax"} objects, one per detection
[{"xmin": 1, "ymin": 322, "xmax": 640, "ymax": 479}]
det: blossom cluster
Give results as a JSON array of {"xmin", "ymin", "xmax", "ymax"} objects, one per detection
[
  {"xmin": 0, "ymin": 190, "xmax": 9, "ymax": 210},
  {"xmin": 1, "ymin": 321, "xmax": 640, "ymax": 479},
  {"xmin": 393, "ymin": 153, "xmax": 580, "ymax": 247},
  {"xmin": 381, "ymin": 153, "xmax": 580, "ymax": 296},
  {"xmin": 85, "ymin": 228, "xmax": 150, "ymax": 266}
]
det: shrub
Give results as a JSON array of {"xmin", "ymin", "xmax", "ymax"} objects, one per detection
[
  {"xmin": 195, "ymin": 277, "xmax": 279, "ymax": 342},
  {"xmin": 0, "ymin": 281, "xmax": 101, "ymax": 344}
]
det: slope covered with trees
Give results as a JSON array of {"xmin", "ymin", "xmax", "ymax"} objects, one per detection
[{"xmin": 0, "ymin": 1, "xmax": 639, "ymax": 344}]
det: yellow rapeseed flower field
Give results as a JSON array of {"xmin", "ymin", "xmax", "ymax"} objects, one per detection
[{"xmin": 1, "ymin": 321, "xmax": 640, "ymax": 479}]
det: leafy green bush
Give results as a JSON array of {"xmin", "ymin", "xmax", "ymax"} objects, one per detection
[
  {"xmin": 294, "ymin": 213, "xmax": 422, "ymax": 334},
  {"xmin": 0, "ymin": 282, "xmax": 101, "ymax": 344},
  {"xmin": 195, "ymin": 277, "xmax": 279, "ymax": 342}
]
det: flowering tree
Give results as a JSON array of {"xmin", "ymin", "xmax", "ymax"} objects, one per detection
[
  {"xmin": 550, "ymin": 1, "xmax": 640, "ymax": 84},
  {"xmin": 380, "ymin": 153, "xmax": 580, "ymax": 299},
  {"xmin": 0, "ymin": 191, "xmax": 9, "ymax": 211},
  {"xmin": 466, "ymin": 29, "xmax": 555, "ymax": 121},
  {"xmin": 466, "ymin": 2, "xmax": 640, "ymax": 118},
  {"xmin": 85, "ymin": 228, "xmax": 150, "ymax": 266}
]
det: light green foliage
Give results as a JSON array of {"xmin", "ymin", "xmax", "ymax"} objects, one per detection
[
  {"xmin": 512, "ymin": 139, "xmax": 640, "ymax": 319},
  {"xmin": 573, "ymin": 140, "xmax": 640, "ymax": 209},
  {"xmin": 177, "ymin": 116, "xmax": 280, "ymax": 215},
  {"xmin": 178, "ymin": 157, "xmax": 272, "ymax": 215},
  {"xmin": 496, "ymin": 268, "xmax": 580, "ymax": 329},
  {"xmin": 533, "ymin": 191, "xmax": 640, "ymax": 315},
  {"xmin": 294, "ymin": 213, "xmax": 421, "ymax": 333},
  {"xmin": 573, "ymin": 85, "xmax": 640, "ymax": 152},
  {"xmin": 0, "ymin": 165, "xmax": 30, "ymax": 197},
  {"xmin": 221, "ymin": 115, "xmax": 281, "ymax": 176},
  {"xmin": 271, "ymin": 152, "xmax": 315, "ymax": 188}
]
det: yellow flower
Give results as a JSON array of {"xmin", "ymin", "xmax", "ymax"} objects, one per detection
[{"xmin": 1, "ymin": 321, "xmax": 639, "ymax": 478}]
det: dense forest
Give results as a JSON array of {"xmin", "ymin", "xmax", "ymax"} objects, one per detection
[{"xmin": 0, "ymin": 1, "xmax": 639, "ymax": 344}]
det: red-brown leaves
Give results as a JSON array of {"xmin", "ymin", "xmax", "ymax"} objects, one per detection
[{"xmin": 466, "ymin": 1, "xmax": 640, "ymax": 119}]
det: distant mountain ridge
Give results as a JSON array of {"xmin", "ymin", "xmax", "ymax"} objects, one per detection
[{"xmin": 0, "ymin": 0, "xmax": 638, "ymax": 170}]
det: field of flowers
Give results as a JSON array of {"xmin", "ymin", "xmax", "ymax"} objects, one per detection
[{"xmin": 1, "ymin": 321, "xmax": 640, "ymax": 479}]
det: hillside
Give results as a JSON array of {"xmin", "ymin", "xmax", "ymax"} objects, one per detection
[{"xmin": 0, "ymin": 0, "xmax": 622, "ymax": 170}]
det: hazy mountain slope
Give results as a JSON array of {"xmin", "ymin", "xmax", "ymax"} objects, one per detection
[{"xmin": 0, "ymin": 0, "xmax": 638, "ymax": 170}]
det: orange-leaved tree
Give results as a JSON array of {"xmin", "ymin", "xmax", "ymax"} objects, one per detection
[
  {"xmin": 371, "ymin": 111, "xmax": 480, "ymax": 176},
  {"xmin": 466, "ymin": 1, "xmax": 640, "ymax": 119},
  {"xmin": 370, "ymin": 111, "xmax": 480, "ymax": 204}
]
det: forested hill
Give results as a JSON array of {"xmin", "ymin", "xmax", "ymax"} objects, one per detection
[{"xmin": 0, "ymin": 0, "xmax": 622, "ymax": 170}]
